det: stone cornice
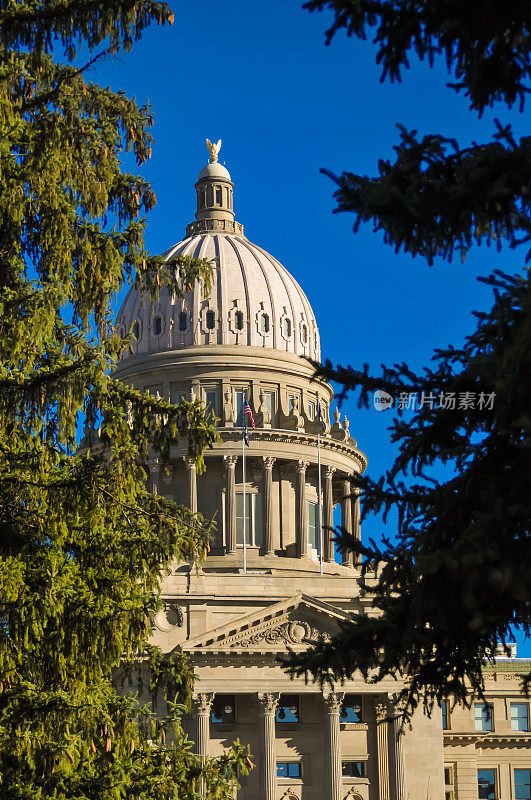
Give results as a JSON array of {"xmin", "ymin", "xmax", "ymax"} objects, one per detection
[
  {"xmin": 170, "ymin": 427, "xmax": 368, "ymax": 474},
  {"xmin": 443, "ymin": 730, "xmax": 531, "ymax": 745}
]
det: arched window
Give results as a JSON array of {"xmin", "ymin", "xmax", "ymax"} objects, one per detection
[
  {"xmin": 235, "ymin": 310, "xmax": 244, "ymax": 330},
  {"xmin": 260, "ymin": 313, "xmax": 270, "ymax": 333},
  {"xmin": 282, "ymin": 318, "xmax": 291, "ymax": 338},
  {"xmin": 179, "ymin": 311, "xmax": 187, "ymax": 331},
  {"xmin": 153, "ymin": 316, "xmax": 162, "ymax": 336},
  {"xmin": 301, "ymin": 323, "xmax": 308, "ymax": 343},
  {"xmin": 206, "ymin": 310, "xmax": 215, "ymax": 329},
  {"xmin": 132, "ymin": 320, "xmax": 140, "ymax": 340},
  {"xmin": 215, "ymin": 187, "xmax": 222, "ymax": 205}
]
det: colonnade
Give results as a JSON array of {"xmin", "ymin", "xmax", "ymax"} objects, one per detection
[
  {"xmin": 209, "ymin": 456, "xmax": 360, "ymax": 559},
  {"xmin": 191, "ymin": 692, "xmax": 406, "ymax": 800}
]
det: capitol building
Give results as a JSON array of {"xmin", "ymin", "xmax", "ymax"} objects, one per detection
[{"xmin": 114, "ymin": 144, "xmax": 531, "ymax": 800}]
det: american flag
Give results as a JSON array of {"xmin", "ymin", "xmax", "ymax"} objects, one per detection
[{"xmin": 244, "ymin": 398, "xmax": 255, "ymax": 428}]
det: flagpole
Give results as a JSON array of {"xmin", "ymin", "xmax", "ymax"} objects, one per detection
[
  {"xmin": 317, "ymin": 395, "xmax": 323, "ymax": 576},
  {"xmin": 242, "ymin": 397, "xmax": 247, "ymax": 576}
]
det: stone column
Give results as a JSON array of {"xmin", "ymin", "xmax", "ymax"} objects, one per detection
[
  {"xmin": 262, "ymin": 457, "xmax": 276, "ymax": 554},
  {"xmin": 324, "ymin": 466, "xmax": 336, "ymax": 562},
  {"xmin": 390, "ymin": 713, "xmax": 406, "ymax": 800},
  {"xmin": 323, "ymin": 692, "xmax": 344, "ymax": 800},
  {"xmin": 376, "ymin": 698, "xmax": 390, "ymax": 800},
  {"xmin": 258, "ymin": 692, "xmax": 279, "ymax": 800},
  {"xmin": 223, "ymin": 455, "xmax": 237, "ymax": 553},
  {"xmin": 352, "ymin": 488, "xmax": 362, "ymax": 566},
  {"xmin": 295, "ymin": 460, "xmax": 309, "ymax": 557},
  {"xmin": 192, "ymin": 692, "xmax": 214, "ymax": 796},
  {"xmin": 183, "ymin": 457, "xmax": 197, "ymax": 514},
  {"xmin": 340, "ymin": 478, "xmax": 354, "ymax": 566}
]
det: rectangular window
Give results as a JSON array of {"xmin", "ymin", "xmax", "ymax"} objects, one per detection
[
  {"xmin": 308, "ymin": 500, "xmax": 319, "ymax": 552},
  {"xmin": 511, "ymin": 703, "xmax": 529, "ymax": 731},
  {"xmin": 515, "ymin": 769, "xmax": 531, "ymax": 800},
  {"xmin": 474, "ymin": 702, "xmax": 493, "ymax": 731},
  {"xmin": 444, "ymin": 764, "xmax": 455, "ymax": 800},
  {"xmin": 215, "ymin": 187, "xmax": 222, "ymax": 205},
  {"xmin": 205, "ymin": 390, "xmax": 218, "ymax": 417},
  {"xmin": 340, "ymin": 695, "xmax": 363, "ymax": 723},
  {"xmin": 442, "ymin": 700, "xmax": 449, "ymax": 730},
  {"xmin": 276, "ymin": 762, "xmax": 301, "ymax": 778},
  {"xmin": 308, "ymin": 400, "xmax": 316, "ymax": 421},
  {"xmin": 235, "ymin": 390, "xmax": 245, "ymax": 426},
  {"xmin": 276, "ymin": 695, "xmax": 299, "ymax": 723},
  {"xmin": 211, "ymin": 695, "xmax": 236, "ymax": 724},
  {"xmin": 263, "ymin": 390, "xmax": 275, "ymax": 421},
  {"xmin": 478, "ymin": 769, "xmax": 496, "ymax": 799},
  {"xmin": 342, "ymin": 761, "xmax": 365, "ymax": 778},
  {"xmin": 236, "ymin": 492, "xmax": 263, "ymax": 547},
  {"xmin": 171, "ymin": 386, "xmax": 189, "ymax": 403},
  {"xmin": 288, "ymin": 393, "xmax": 296, "ymax": 412}
]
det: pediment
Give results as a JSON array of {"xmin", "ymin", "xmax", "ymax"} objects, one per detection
[{"xmin": 183, "ymin": 593, "xmax": 348, "ymax": 653}]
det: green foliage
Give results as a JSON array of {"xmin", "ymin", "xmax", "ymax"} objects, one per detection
[
  {"xmin": 305, "ymin": 0, "xmax": 531, "ymax": 112},
  {"xmin": 0, "ymin": 1, "xmax": 249, "ymax": 797},
  {"xmin": 286, "ymin": 270, "xmax": 531, "ymax": 721},
  {"xmin": 289, "ymin": 0, "xmax": 531, "ymax": 722},
  {"xmin": 322, "ymin": 121, "xmax": 531, "ymax": 264}
]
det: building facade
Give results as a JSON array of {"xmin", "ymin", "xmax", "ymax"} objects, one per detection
[{"xmin": 114, "ymin": 144, "xmax": 531, "ymax": 800}]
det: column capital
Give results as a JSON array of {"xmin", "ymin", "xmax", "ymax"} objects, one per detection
[
  {"xmin": 257, "ymin": 692, "xmax": 280, "ymax": 715},
  {"xmin": 296, "ymin": 459, "xmax": 309, "ymax": 474},
  {"xmin": 324, "ymin": 465, "xmax": 336, "ymax": 479},
  {"xmin": 262, "ymin": 455, "xmax": 276, "ymax": 470},
  {"xmin": 183, "ymin": 456, "xmax": 197, "ymax": 471},
  {"xmin": 375, "ymin": 698, "xmax": 391, "ymax": 723},
  {"xmin": 192, "ymin": 692, "xmax": 215, "ymax": 715},
  {"xmin": 223, "ymin": 454, "xmax": 237, "ymax": 470},
  {"xmin": 322, "ymin": 691, "xmax": 345, "ymax": 714}
]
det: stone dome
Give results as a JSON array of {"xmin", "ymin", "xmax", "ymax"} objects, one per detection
[{"xmin": 116, "ymin": 143, "xmax": 320, "ymax": 361}]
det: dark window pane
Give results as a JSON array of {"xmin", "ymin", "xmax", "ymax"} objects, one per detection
[
  {"xmin": 211, "ymin": 694, "xmax": 235, "ymax": 724},
  {"xmin": 340, "ymin": 695, "xmax": 363, "ymax": 723},
  {"xmin": 442, "ymin": 700, "xmax": 449, "ymax": 730},
  {"xmin": 206, "ymin": 310, "xmax": 215, "ymax": 329},
  {"xmin": 235, "ymin": 310, "xmax": 244, "ymax": 330},
  {"xmin": 511, "ymin": 703, "xmax": 529, "ymax": 731},
  {"xmin": 154, "ymin": 316, "xmax": 162, "ymax": 336},
  {"xmin": 276, "ymin": 695, "xmax": 299, "ymax": 723},
  {"xmin": 478, "ymin": 769, "xmax": 496, "ymax": 799},
  {"xmin": 515, "ymin": 769, "xmax": 531, "ymax": 800},
  {"xmin": 342, "ymin": 761, "xmax": 365, "ymax": 777},
  {"xmin": 179, "ymin": 311, "xmax": 187, "ymax": 331},
  {"xmin": 133, "ymin": 321, "xmax": 140, "ymax": 340}
]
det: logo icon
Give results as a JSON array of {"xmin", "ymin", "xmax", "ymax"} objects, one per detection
[{"xmin": 373, "ymin": 390, "xmax": 394, "ymax": 411}]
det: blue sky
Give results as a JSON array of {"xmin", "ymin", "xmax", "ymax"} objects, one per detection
[{"xmin": 87, "ymin": 2, "xmax": 530, "ymax": 652}]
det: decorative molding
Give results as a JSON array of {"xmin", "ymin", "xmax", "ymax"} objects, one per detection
[
  {"xmin": 191, "ymin": 692, "xmax": 214, "ymax": 715},
  {"xmin": 344, "ymin": 789, "xmax": 363, "ymax": 800},
  {"xmin": 257, "ymin": 692, "xmax": 280, "ymax": 715},
  {"xmin": 322, "ymin": 691, "xmax": 345, "ymax": 713},
  {"xmin": 280, "ymin": 788, "xmax": 300, "ymax": 800},
  {"xmin": 223, "ymin": 454, "xmax": 237, "ymax": 470},
  {"xmin": 153, "ymin": 602, "xmax": 183, "ymax": 632},
  {"xmin": 262, "ymin": 456, "xmax": 276, "ymax": 471}
]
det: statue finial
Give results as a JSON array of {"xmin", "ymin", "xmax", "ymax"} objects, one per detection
[{"xmin": 206, "ymin": 138, "xmax": 221, "ymax": 163}]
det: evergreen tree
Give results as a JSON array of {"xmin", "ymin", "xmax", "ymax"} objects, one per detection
[
  {"xmin": 285, "ymin": 1, "xmax": 531, "ymax": 721},
  {"xmin": 0, "ymin": 2, "xmax": 250, "ymax": 796}
]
